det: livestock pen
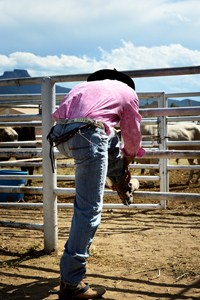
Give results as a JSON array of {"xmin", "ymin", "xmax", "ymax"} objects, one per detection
[{"xmin": 0, "ymin": 66, "xmax": 200, "ymax": 254}]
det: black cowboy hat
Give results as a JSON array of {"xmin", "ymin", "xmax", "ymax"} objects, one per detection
[{"xmin": 87, "ymin": 69, "xmax": 135, "ymax": 90}]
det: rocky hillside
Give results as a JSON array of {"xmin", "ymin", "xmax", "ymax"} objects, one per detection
[{"xmin": 0, "ymin": 69, "xmax": 71, "ymax": 94}]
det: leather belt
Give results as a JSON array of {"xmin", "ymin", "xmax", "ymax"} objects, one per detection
[{"xmin": 56, "ymin": 118, "xmax": 105, "ymax": 131}]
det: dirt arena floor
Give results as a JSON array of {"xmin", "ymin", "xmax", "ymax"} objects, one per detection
[{"xmin": 0, "ymin": 159, "xmax": 200, "ymax": 300}]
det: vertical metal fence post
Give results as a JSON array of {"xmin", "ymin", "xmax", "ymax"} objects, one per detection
[
  {"xmin": 158, "ymin": 92, "xmax": 167, "ymax": 209},
  {"xmin": 41, "ymin": 77, "xmax": 58, "ymax": 254}
]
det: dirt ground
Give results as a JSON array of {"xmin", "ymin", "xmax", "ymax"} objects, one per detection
[{"xmin": 0, "ymin": 159, "xmax": 200, "ymax": 300}]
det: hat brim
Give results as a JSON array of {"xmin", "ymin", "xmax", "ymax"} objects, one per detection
[{"xmin": 87, "ymin": 69, "xmax": 135, "ymax": 90}]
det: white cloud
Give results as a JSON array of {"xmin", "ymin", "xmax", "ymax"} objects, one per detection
[
  {"xmin": 1, "ymin": 43, "xmax": 200, "ymax": 76},
  {"xmin": 171, "ymin": 12, "xmax": 190, "ymax": 22},
  {"xmin": 0, "ymin": 54, "xmax": 15, "ymax": 68},
  {"xmin": 0, "ymin": 0, "xmax": 200, "ymax": 61},
  {"xmin": 0, "ymin": 0, "xmax": 199, "ymax": 98},
  {"xmin": 99, "ymin": 42, "xmax": 200, "ymax": 70},
  {"xmin": 0, "ymin": 42, "xmax": 200, "ymax": 95},
  {"xmin": 0, "ymin": 0, "xmax": 199, "ymax": 27}
]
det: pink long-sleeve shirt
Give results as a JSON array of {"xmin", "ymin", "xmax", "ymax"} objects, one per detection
[{"xmin": 53, "ymin": 79, "xmax": 145, "ymax": 157}]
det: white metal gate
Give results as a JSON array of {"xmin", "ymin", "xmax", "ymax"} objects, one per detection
[{"xmin": 0, "ymin": 66, "xmax": 200, "ymax": 253}]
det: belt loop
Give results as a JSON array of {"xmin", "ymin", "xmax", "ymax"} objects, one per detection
[{"xmin": 61, "ymin": 119, "xmax": 68, "ymax": 135}]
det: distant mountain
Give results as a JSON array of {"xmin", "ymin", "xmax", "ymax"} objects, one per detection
[
  {"xmin": 140, "ymin": 98, "xmax": 200, "ymax": 108},
  {"xmin": 0, "ymin": 69, "xmax": 71, "ymax": 94},
  {"xmin": 168, "ymin": 98, "xmax": 200, "ymax": 107}
]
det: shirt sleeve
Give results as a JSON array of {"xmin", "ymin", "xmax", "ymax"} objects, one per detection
[{"xmin": 119, "ymin": 99, "xmax": 145, "ymax": 157}]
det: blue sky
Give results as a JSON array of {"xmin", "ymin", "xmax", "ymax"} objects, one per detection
[{"xmin": 0, "ymin": 0, "xmax": 200, "ymax": 100}]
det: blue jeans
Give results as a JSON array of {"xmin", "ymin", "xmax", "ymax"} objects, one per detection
[{"xmin": 52, "ymin": 122, "xmax": 124, "ymax": 284}]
